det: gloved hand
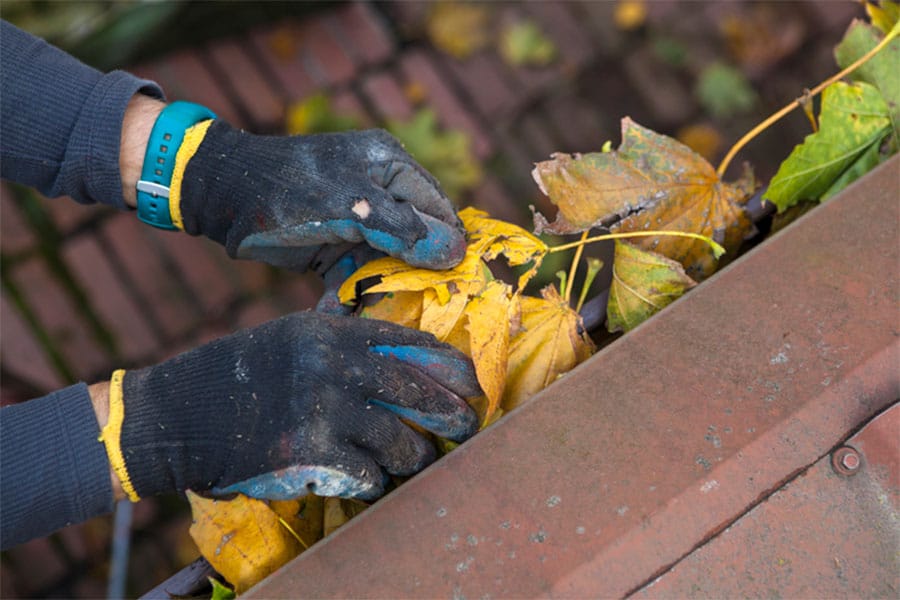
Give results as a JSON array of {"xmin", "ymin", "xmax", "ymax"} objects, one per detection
[
  {"xmin": 100, "ymin": 312, "xmax": 481, "ymax": 502},
  {"xmin": 173, "ymin": 120, "xmax": 467, "ymax": 272}
]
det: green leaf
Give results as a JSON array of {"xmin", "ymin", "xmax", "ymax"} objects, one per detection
[
  {"xmin": 765, "ymin": 81, "xmax": 891, "ymax": 212},
  {"xmin": 209, "ymin": 577, "xmax": 236, "ymax": 600},
  {"xmin": 835, "ymin": 20, "xmax": 900, "ymax": 138},
  {"xmin": 695, "ymin": 62, "xmax": 757, "ymax": 119},
  {"xmin": 387, "ymin": 109, "xmax": 483, "ymax": 199},
  {"xmin": 821, "ymin": 136, "xmax": 887, "ymax": 200},
  {"xmin": 499, "ymin": 20, "xmax": 557, "ymax": 67},
  {"xmin": 607, "ymin": 241, "xmax": 696, "ymax": 333}
]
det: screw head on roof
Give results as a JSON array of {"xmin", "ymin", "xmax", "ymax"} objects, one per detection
[{"xmin": 832, "ymin": 446, "xmax": 862, "ymax": 476}]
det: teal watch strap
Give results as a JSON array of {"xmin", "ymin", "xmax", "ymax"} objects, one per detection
[{"xmin": 136, "ymin": 101, "xmax": 216, "ymax": 230}]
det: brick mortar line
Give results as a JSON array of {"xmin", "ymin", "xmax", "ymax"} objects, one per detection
[
  {"xmin": 10, "ymin": 186, "xmax": 119, "ymax": 359},
  {"xmin": 0, "ymin": 260, "xmax": 76, "ymax": 386}
]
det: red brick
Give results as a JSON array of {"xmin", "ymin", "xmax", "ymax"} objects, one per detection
[
  {"xmin": 361, "ymin": 71, "xmax": 414, "ymax": 121},
  {"xmin": 495, "ymin": 5, "xmax": 559, "ymax": 95},
  {"xmin": 231, "ymin": 258, "xmax": 274, "ymax": 295},
  {"xmin": 524, "ymin": 1, "xmax": 596, "ymax": 72},
  {"xmin": 1, "ymin": 292, "xmax": 65, "ymax": 391},
  {"xmin": 235, "ymin": 298, "xmax": 283, "ymax": 330},
  {"xmin": 624, "ymin": 45, "xmax": 695, "ymax": 126},
  {"xmin": 159, "ymin": 233, "xmax": 239, "ymax": 318},
  {"xmin": 334, "ymin": 2, "xmax": 395, "ymax": 66},
  {"xmin": 399, "ymin": 50, "xmax": 493, "ymax": 158},
  {"xmin": 101, "ymin": 213, "xmax": 197, "ymax": 341},
  {"xmin": 439, "ymin": 52, "xmax": 519, "ymax": 119},
  {"xmin": 276, "ymin": 273, "xmax": 322, "ymax": 313},
  {"xmin": 382, "ymin": 2, "xmax": 429, "ymax": 38},
  {"xmin": 63, "ymin": 235, "xmax": 160, "ymax": 363},
  {"xmin": 1, "ymin": 562, "xmax": 19, "ymax": 598},
  {"xmin": 205, "ymin": 38, "xmax": 285, "ymax": 129},
  {"xmin": 1, "ymin": 183, "xmax": 34, "ymax": 254},
  {"xmin": 543, "ymin": 94, "xmax": 608, "ymax": 154},
  {"xmin": 140, "ymin": 52, "xmax": 245, "ymax": 127},
  {"xmin": 3, "ymin": 536, "xmax": 68, "ymax": 595},
  {"xmin": 304, "ymin": 18, "xmax": 358, "ymax": 86},
  {"xmin": 332, "ymin": 89, "xmax": 374, "ymax": 127},
  {"xmin": 569, "ymin": 2, "xmax": 626, "ymax": 57},
  {"xmin": 248, "ymin": 23, "xmax": 318, "ymax": 101},
  {"xmin": 35, "ymin": 191, "xmax": 98, "ymax": 235},
  {"xmin": 518, "ymin": 113, "xmax": 563, "ymax": 160},
  {"xmin": 471, "ymin": 175, "xmax": 529, "ymax": 228},
  {"xmin": 13, "ymin": 258, "xmax": 110, "ymax": 380}
]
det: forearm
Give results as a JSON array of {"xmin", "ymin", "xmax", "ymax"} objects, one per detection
[
  {"xmin": 0, "ymin": 383, "xmax": 115, "ymax": 550},
  {"xmin": 0, "ymin": 20, "xmax": 164, "ymax": 208}
]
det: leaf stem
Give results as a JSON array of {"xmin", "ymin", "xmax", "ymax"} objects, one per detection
[
  {"xmin": 278, "ymin": 516, "xmax": 309, "ymax": 550},
  {"xmin": 549, "ymin": 230, "xmax": 726, "ymax": 258},
  {"xmin": 716, "ymin": 24, "xmax": 899, "ymax": 177},
  {"xmin": 575, "ymin": 258, "xmax": 603, "ymax": 314},
  {"xmin": 563, "ymin": 231, "xmax": 588, "ymax": 302}
]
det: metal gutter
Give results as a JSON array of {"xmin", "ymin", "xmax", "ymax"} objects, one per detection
[{"xmin": 245, "ymin": 155, "xmax": 899, "ymax": 598}]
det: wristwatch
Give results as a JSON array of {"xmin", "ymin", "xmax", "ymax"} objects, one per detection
[{"xmin": 136, "ymin": 101, "xmax": 217, "ymax": 230}]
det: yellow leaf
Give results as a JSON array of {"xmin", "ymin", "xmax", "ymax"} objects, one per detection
[
  {"xmin": 421, "ymin": 284, "xmax": 471, "ymax": 341},
  {"xmin": 465, "ymin": 280, "xmax": 515, "ymax": 423},
  {"xmin": 426, "ymin": 2, "xmax": 492, "ymax": 59},
  {"xmin": 269, "ymin": 496, "xmax": 324, "ymax": 551},
  {"xmin": 360, "ymin": 291, "xmax": 423, "ymax": 330},
  {"xmin": 188, "ymin": 491, "xmax": 302, "ymax": 593},
  {"xmin": 323, "ymin": 497, "xmax": 368, "ymax": 537},
  {"xmin": 607, "ymin": 241, "xmax": 697, "ymax": 333},
  {"xmin": 339, "ymin": 252, "xmax": 485, "ymax": 305},
  {"xmin": 504, "ymin": 286, "xmax": 595, "ymax": 411}
]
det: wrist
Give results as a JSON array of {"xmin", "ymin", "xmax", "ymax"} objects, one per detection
[
  {"xmin": 88, "ymin": 380, "xmax": 126, "ymax": 502},
  {"xmin": 135, "ymin": 101, "xmax": 217, "ymax": 230},
  {"xmin": 120, "ymin": 95, "xmax": 166, "ymax": 209}
]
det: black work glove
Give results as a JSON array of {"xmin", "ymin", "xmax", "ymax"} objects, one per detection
[
  {"xmin": 178, "ymin": 121, "xmax": 467, "ymax": 272},
  {"xmin": 104, "ymin": 313, "xmax": 481, "ymax": 502}
]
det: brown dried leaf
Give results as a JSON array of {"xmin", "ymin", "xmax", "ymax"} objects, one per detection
[{"xmin": 532, "ymin": 117, "xmax": 754, "ymax": 279}]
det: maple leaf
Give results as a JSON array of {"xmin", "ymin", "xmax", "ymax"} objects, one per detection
[
  {"xmin": 607, "ymin": 241, "xmax": 697, "ymax": 333},
  {"xmin": 339, "ymin": 207, "xmax": 547, "ymax": 306},
  {"xmin": 188, "ymin": 491, "xmax": 304, "ymax": 593},
  {"xmin": 765, "ymin": 81, "xmax": 892, "ymax": 212},
  {"xmin": 504, "ymin": 286, "xmax": 595, "ymax": 411},
  {"xmin": 532, "ymin": 117, "xmax": 754, "ymax": 280},
  {"xmin": 465, "ymin": 280, "xmax": 517, "ymax": 422}
]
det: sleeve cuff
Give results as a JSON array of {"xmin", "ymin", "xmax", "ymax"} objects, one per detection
[{"xmin": 0, "ymin": 383, "xmax": 114, "ymax": 549}]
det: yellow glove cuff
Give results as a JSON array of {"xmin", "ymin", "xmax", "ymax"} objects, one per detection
[
  {"xmin": 169, "ymin": 119, "xmax": 214, "ymax": 231},
  {"xmin": 98, "ymin": 369, "xmax": 141, "ymax": 502}
]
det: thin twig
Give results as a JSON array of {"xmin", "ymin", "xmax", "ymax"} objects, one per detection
[
  {"xmin": 564, "ymin": 231, "xmax": 588, "ymax": 302},
  {"xmin": 549, "ymin": 230, "xmax": 725, "ymax": 257},
  {"xmin": 716, "ymin": 25, "xmax": 899, "ymax": 178}
]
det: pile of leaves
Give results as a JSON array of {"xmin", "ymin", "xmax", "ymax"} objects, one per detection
[{"xmin": 190, "ymin": 6, "xmax": 898, "ymax": 596}]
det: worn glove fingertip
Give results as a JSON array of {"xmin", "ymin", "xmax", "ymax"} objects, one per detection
[{"xmin": 407, "ymin": 210, "xmax": 467, "ymax": 269}]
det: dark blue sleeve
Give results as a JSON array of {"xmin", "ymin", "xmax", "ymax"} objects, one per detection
[
  {"xmin": 0, "ymin": 383, "xmax": 115, "ymax": 549},
  {"xmin": 0, "ymin": 20, "xmax": 165, "ymax": 209}
]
